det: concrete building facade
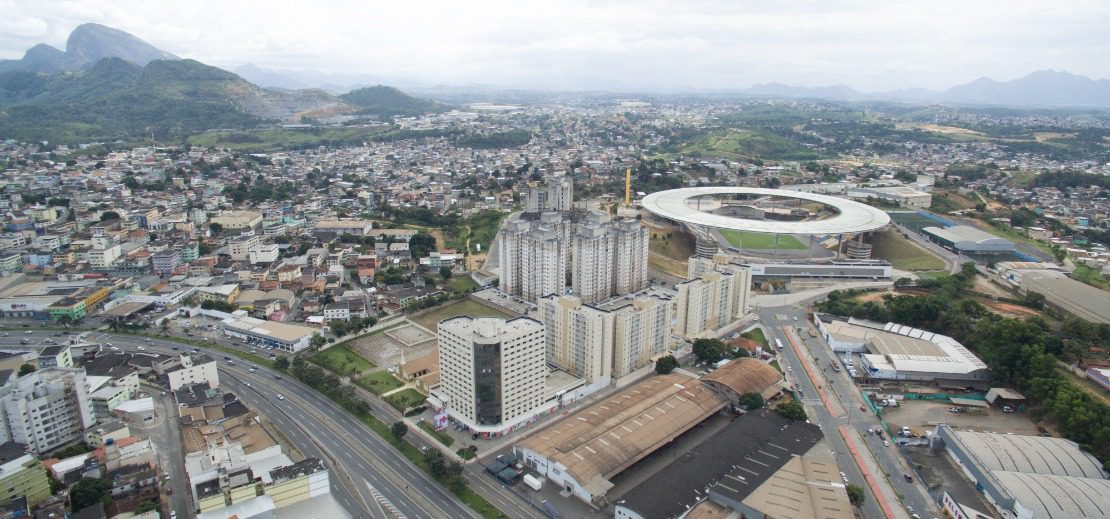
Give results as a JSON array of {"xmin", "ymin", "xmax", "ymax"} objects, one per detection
[
  {"xmin": 437, "ymin": 316, "xmax": 547, "ymax": 434},
  {"xmin": 674, "ymin": 271, "xmax": 739, "ymax": 339},
  {"xmin": 0, "ymin": 368, "xmax": 95, "ymax": 454}
]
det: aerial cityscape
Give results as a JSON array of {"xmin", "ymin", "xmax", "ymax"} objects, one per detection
[{"xmin": 0, "ymin": 2, "xmax": 1109, "ymax": 519}]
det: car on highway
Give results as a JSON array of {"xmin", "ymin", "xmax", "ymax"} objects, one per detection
[
  {"xmin": 137, "ymin": 346, "xmax": 145, "ymax": 351},
  {"xmin": 883, "ymin": 440, "xmax": 890, "ymax": 447},
  {"xmin": 903, "ymin": 473, "xmax": 913, "ymax": 483},
  {"xmin": 840, "ymin": 472, "xmax": 848, "ymax": 483},
  {"xmin": 274, "ymin": 375, "xmax": 282, "ymax": 380},
  {"xmin": 24, "ymin": 331, "xmax": 32, "ymax": 335},
  {"xmin": 277, "ymin": 395, "xmax": 285, "ymax": 400}
]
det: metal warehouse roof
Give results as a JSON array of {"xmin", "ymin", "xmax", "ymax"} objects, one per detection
[
  {"xmin": 953, "ymin": 430, "xmax": 1107, "ymax": 479},
  {"xmin": 516, "ymin": 374, "xmax": 726, "ymax": 498}
]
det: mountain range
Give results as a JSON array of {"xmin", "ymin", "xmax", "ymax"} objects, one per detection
[
  {"xmin": 736, "ymin": 70, "xmax": 1110, "ymax": 107},
  {"xmin": 0, "ymin": 24, "xmax": 445, "ymax": 142},
  {"xmin": 2, "ymin": 23, "xmax": 1109, "ymax": 143}
]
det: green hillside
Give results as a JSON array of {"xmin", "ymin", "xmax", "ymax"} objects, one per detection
[
  {"xmin": 339, "ymin": 85, "xmax": 445, "ymax": 117},
  {"xmin": 0, "ymin": 58, "xmax": 266, "ymax": 142}
]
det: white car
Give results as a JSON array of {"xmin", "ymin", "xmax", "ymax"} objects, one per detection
[
  {"xmin": 787, "ymin": 366, "xmax": 793, "ymax": 372},
  {"xmin": 137, "ymin": 346, "xmax": 145, "ymax": 351},
  {"xmin": 277, "ymin": 395, "xmax": 285, "ymax": 401}
]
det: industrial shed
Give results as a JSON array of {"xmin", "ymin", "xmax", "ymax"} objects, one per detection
[
  {"xmin": 513, "ymin": 374, "xmax": 726, "ymax": 506},
  {"xmin": 701, "ymin": 358, "xmax": 785, "ymax": 404},
  {"xmin": 923, "ymin": 225, "xmax": 1014, "ymax": 254}
]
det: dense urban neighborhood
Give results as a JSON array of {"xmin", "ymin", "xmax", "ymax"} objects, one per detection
[{"xmin": 0, "ymin": 15, "xmax": 1109, "ymax": 519}]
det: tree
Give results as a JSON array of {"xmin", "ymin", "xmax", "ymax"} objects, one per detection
[
  {"xmin": 408, "ymin": 232, "xmax": 438, "ymax": 259},
  {"xmin": 1023, "ymin": 291, "xmax": 1046, "ymax": 310},
  {"xmin": 310, "ymin": 334, "xmax": 327, "ymax": 350},
  {"xmin": 391, "ymin": 421, "xmax": 408, "ymax": 440},
  {"xmin": 738, "ymin": 392, "xmax": 764, "ymax": 410},
  {"xmin": 775, "ymin": 400, "xmax": 807, "ymax": 421},
  {"xmin": 70, "ymin": 478, "xmax": 113, "ymax": 510},
  {"xmin": 692, "ymin": 338, "xmax": 727, "ymax": 364},
  {"xmin": 135, "ymin": 501, "xmax": 159, "ymax": 514},
  {"xmin": 439, "ymin": 266, "xmax": 453, "ymax": 281},
  {"xmin": 273, "ymin": 357, "xmax": 290, "ymax": 371},
  {"xmin": 846, "ymin": 484, "xmax": 866, "ymax": 507},
  {"xmin": 98, "ymin": 211, "xmax": 119, "ymax": 222},
  {"xmin": 208, "ymin": 222, "xmax": 224, "ymax": 235},
  {"xmin": 654, "ymin": 355, "xmax": 678, "ymax": 375},
  {"xmin": 18, "ymin": 363, "xmax": 36, "ymax": 376}
]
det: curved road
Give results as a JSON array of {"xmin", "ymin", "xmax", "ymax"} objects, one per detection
[{"xmin": 1, "ymin": 332, "xmax": 477, "ymax": 519}]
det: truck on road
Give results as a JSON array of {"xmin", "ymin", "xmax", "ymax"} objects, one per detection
[{"xmin": 775, "ymin": 338, "xmax": 784, "ymax": 351}]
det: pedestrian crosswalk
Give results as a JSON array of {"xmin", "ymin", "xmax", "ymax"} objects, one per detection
[{"xmin": 366, "ymin": 482, "xmax": 408, "ymax": 519}]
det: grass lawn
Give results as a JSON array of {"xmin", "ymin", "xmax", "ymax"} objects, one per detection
[
  {"xmin": 719, "ymin": 229, "xmax": 806, "ymax": 250},
  {"xmin": 769, "ymin": 359, "xmax": 783, "ymax": 374},
  {"xmin": 385, "ymin": 388, "xmax": 428, "ymax": 412},
  {"xmin": 742, "ymin": 328, "xmax": 768, "ymax": 348},
  {"xmin": 871, "ymin": 229, "xmax": 946, "ymax": 271},
  {"xmin": 447, "ymin": 275, "xmax": 479, "ymax": 293},
  {"xmin": 309, "ymin": 344, "xmax": 375, "ymax": 376},
  {"xmin": 357, "ymin": 371, "xmax": 404, "ymax": 395},
  {"xmin": 418, "ymin": 421, "xmax": 455, "ymax": 447},
  {"xmin": 412, "ymin": 299, "xmax": 513, "ymax": 332}
]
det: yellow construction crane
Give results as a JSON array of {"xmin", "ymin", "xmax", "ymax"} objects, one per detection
[{"xmin": 624, "ymin": 167, "xmax": 632, "ymax": 208}]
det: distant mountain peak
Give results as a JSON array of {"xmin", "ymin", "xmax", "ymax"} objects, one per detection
[{"xmin": 0, "ymin": 23, "xmax": 177, "ymax": 74}]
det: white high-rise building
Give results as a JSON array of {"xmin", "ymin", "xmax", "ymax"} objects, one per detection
[
  {"xmin": 612, "ymin": 218, "xmax": 649, "ymax": 296},
  {"xmin": 0, "ymin": 368, "xmax": 94, "ymax": 454},
  {"xmin": 522, "ymin": 228, "xmax": 567, "ymax": 302},
  {"xmin": 525, "ymin": 186, "xmax": 547, "ymax": 213},
  {"xmin": 610, "ymin": 295, "xmax": 673, "ymax": 378},
  {"xmin": 547, "ymin": 175, "xmax": 574, "ymax": 212},
  {"xmin": 674, "ymin": 271, "xmax": 739, "ymax": 339},
  {"xmin": 497, "ymin": 220, "xmax": 531, "ymax": 296},
  {"xmin": 687, "ymin": 254, "xmax": 752, "ymax": 319},
  {"xmin": 538, "ymin": 296, "xmax": 613, "ymax": 383},
  {"xmin": 437, "ymin": 316, "xmax": 547, "ymax": 434},
  {"xmin": 538, "ymin": 293, "xmax": 673, "ymax": 383},
  {"xmin": 572, "ymin": 214, "xmax": 614, "ymax": 304}
]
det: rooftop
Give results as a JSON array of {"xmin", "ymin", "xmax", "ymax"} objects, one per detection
[
  {"xmin": 701, "ymin": 358, "xmax": 784, "ymax": 400},
  {"xmin": 517, "ymin": 374, "xmax": 726, "ymax": 498},
  {"xmin": 615, "ymin": 409, "xmax": 830, "ymax": 519},
  {"xmin": 952, "ymin": 429, "xmax": 1107, "ymax": 479},
  {"xmin": 223, "ymin": 315, "xmax": 316, "ymax": 343}
]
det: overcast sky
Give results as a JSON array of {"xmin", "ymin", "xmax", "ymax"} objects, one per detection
[{"xmin": 2, "ymin": 0, "xmax": 1108, "ymax": 92}]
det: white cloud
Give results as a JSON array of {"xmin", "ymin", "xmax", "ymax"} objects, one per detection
[{"xmin": 1, "ymin": 0, "xmax": 1108, "ymax": 91}]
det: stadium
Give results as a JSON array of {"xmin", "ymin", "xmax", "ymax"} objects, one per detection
[{"xmin": 641, "ymin": 187, "xmax": 892, "ymax": 261}]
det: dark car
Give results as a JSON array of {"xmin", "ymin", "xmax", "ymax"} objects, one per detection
[{"xmin": 903, "ymin": 474, "xmax": 913, "ymax": 483}]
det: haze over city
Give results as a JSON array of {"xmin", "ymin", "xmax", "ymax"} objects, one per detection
[{"xmin": 2, "ymin": 0, "xmax": 1110, "ymax": 91}]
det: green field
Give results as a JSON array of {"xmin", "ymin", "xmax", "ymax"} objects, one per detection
[
  {"xmin": 412, "ymin": 299, "xmax": 513, "ymax": 332},
  {"xmin": 357, "ymin": 371, "xmax": 404, "ymax": 395},
  {"xmin": 385, "ymin": 388, "xmax": 427, "ymax": 412},
  {"xmin": 742, "ymin": 328, "xmax": 768, "ymax": 348},
  {"xmin": 447, "ymin": 275, "xmax": 479, "ymax": 293},
  {"xmin": 187, "ymin": 126, "xmax": 390, "ymax": 151},
  {"xmin": 309, "ymin": 344, "xmax": 375, "ymax": 376},
  {"xmin": 719, "ymin": 230, "xmax": 806, "ymax": 250},
  {"xmin": 676, "ymin": 129, "xmax": 825, "ymax": 161},
  {"xmin": 870, "ymin": 229, "xmax": 946, "ymax": 271}
]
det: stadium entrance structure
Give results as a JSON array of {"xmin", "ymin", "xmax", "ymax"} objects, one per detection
[{"xmin": 641, "ymin": 187, "xmax": 891, "ymax": 259}]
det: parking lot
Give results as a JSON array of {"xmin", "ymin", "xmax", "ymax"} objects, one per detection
[{"xmin": 883, "ymin": 399, "xmax": 1042, "ymax": 435}]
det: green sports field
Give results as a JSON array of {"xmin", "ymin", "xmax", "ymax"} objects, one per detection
[{"xmin": 719, "ymin": 229, "xmax": 806, "ymax": 250}]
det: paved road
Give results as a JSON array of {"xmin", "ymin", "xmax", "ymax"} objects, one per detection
[
  {"xmin": 10, "ymin": 333, "xmax": 480, "ymax": 519},
  {"xmin": 755, "ymin": 305, "xmax": 938, "ymax": 519},
  {"xmin": 131, "ymin": 387, "xmax": 192, "ymax": 517}
]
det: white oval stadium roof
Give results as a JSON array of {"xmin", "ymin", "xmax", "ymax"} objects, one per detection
[{"xmin": 641, "ymin": 187, "xmax": 891, "ymax": 235}]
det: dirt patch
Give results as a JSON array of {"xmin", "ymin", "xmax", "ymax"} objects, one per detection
[
  {"xmin": 345, "ymin": 322, "xmax": 437, "ymax": 368},
  {"xmin": 851, "ymin": 290, "xmax": 894, "ymax": 303},
  {"xmin": 982, "ymin": 301, "xmax": 1041, "ymax": 319},
  {"xmin": 884, "ymin": 400, "xmax": 1041, "ymax": 435},
  {"xmin": 895, "ymin": 123, "xmax": 985, "ymax": 137}
]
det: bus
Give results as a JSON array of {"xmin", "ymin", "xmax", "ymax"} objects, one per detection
[{"xmin": 775, "ymin": 338, "xmax": 785, "ymax": 351}]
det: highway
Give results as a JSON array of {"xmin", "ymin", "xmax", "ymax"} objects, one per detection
[
  {"xmin": 755, "ymin": 305, "xmax": 939, "ymax": 519},
  {"xmin": 0, "ymin": 331, "xmax": 478, "ymax": 519}
]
